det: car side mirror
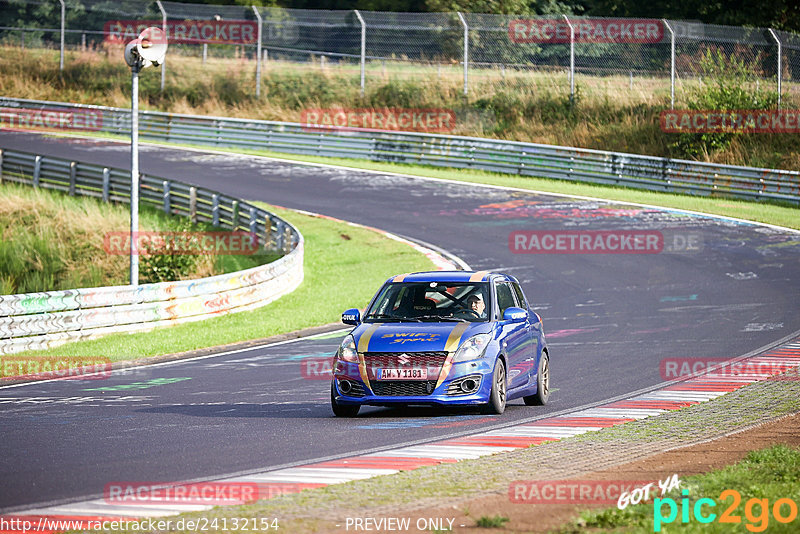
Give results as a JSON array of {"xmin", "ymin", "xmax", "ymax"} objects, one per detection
[
  {"xmin": 503, "ymin": 307, "xmax": 528, "ymax": 323},
  {"xmin": 342, "ymin": 308, "xmax": 361, "ymax": 325}
]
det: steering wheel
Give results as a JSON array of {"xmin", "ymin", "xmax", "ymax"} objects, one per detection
[{"xmin": 454, "ymin": 309, "xmax": 480, "ymax": 320}]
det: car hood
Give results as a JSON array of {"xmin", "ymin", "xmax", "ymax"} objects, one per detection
[{"xmin": 352, "ymin": 321, "xmax": 492, "ymax": 353}]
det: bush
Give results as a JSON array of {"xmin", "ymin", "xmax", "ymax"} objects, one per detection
[{"xmin": 672, "ymin": 49, "xmax": 779, "ymax": 158}]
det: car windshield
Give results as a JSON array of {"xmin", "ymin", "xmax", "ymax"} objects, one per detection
[{"xmin": 364, "ymin": 282, "xmax": 490, "ymax": 323}]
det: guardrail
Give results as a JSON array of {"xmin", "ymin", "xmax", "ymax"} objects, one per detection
[
  {"xmin": 1, "ymin": 97, "xmax": 799, "ymax": 204},
  {"xmin": 0, "ymin": 146, "xmax": 303, "ymax": 355}
]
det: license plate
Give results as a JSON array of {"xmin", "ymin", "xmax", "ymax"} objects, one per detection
[{"xmin": 376, "ymin": 368, "xmax": 428, "ymax": 380}]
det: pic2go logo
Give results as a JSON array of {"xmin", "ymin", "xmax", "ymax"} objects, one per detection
[{"xmin": 654, "ymin": 489, "xmax": 798, "ymax": 532}]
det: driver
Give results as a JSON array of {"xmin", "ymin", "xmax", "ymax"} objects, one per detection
[{"xmin": 466, "ymin": 293, "xmax": 486, "ymax": 318}]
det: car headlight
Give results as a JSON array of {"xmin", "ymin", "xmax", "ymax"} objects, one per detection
[
  {"xmin": 452, "ymin": 333, "xmax": 491, "ymax": 363},
  {"xmin": 337, "ymin": 334, "xmax": 359, "ymax": 363}
]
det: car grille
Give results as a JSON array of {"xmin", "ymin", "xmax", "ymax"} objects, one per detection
[
  {"xmin": 362, "ymin": 351, "xmax": 448, "ymax": 368},
  {"xmin": 370, "ymin": 380, "xmax": 439, "ymax": 397}
]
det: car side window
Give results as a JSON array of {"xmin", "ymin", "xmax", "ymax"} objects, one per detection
[
  {"xmin": 511, "ymin": 282, "xmax": 527, "ymax": 309},
  {"xmin": 495, "ymin": 282, "xmax": 517, "ymax": 316}
]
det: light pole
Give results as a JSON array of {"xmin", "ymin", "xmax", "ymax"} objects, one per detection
[{"xmin": 124, "ymin": 27, "xmax": 168, "ymax": 286}]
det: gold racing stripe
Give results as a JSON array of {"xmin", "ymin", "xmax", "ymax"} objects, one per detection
[
  {"xmin": 393, "ymin": 273, "xmax": 408, "ymax": 282},
  {"xmin": 469, "ymin": 270, "xmax": 489, "ymax": 282},
  {"xmin": 356, "ymin": 324, "xmax": 379, "ymax": 391},
  {"xmin": 436, "ymin": 322, "xmax": 470, "ymax": 388}
]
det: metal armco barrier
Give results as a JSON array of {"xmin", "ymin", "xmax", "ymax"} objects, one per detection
[
  {"xmin": 1, "ymin": 97, "xmax": 798, "ymax": 204},
  {"xmin": 0, "ymin": 146, "xmax": 303, "ymax": 355}
]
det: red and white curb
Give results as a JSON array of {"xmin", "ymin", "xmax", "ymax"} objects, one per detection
[{"xmin": 3, "ymin": 338, "xmax": 799, "ymax": 532}]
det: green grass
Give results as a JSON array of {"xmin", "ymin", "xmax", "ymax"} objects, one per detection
[
  {"xmin": 475, "ymin": 515, "xmax": 510, "ymax": 528},
  {"xmin": 10, "ymin": 204, "xmax": 436, "ymax": 361},
  {"xmin": 0, "ymin": 182, "xmax": 266, "ymax": 294},
  {"xmin": 4, "ymin": 45, "xmax": 800, "ymax": 170},
  {"xmin": 569, "ymin": 445, "xmax": 800, "ymax": 533}
]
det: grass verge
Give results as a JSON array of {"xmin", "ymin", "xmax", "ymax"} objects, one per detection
[
  {"xmin": 8, "ymin": 204, "xmax": 436, "ymax": 361},
  {"xmin": 3, "ymin": 46, "xmax": 800, "ymax": 169},
  {"xmin": 0, "ymin": 182, "xmax": 266, "ymax": 294},
  {"xmin": 570, "ymin": 444, "xmax": 800, "ymax": 533}
]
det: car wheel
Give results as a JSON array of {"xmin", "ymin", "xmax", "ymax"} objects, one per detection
[
  {"xmin": 483, "ymin": 358, "xmax": 507, "ymax": 414},
  {"xmin": 524, "ymin": 351, "xmax": 550, "ymax": 406},
  {"xmin": 331, "ymin": 382, "xmax": 360, "ymax": 417}
]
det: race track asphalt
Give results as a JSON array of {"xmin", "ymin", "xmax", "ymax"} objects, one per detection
[{"xmin": 1, "ymin": 132, "xmax": 798, "ymax": 511}]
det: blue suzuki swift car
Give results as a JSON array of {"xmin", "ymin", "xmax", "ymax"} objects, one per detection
[{"xmin": 331, "ymin": 271, "xmax": 550, "ymax": 417}]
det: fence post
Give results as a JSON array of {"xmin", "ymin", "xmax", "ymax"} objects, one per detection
[
  {"xmin": 252, "ymin": 6, "xmax": 263, "ymax": 98},
  {"xmin": 768, "ymin": 29, "xmax": 782, "ymax": 109},
  {"xmin": 354, "ymin": 10, "xmax": 366, "ymax": 97},
  {"xmin": 189, "ymin": 186, "xmax": 197, "ymax": 223},
  {"xmin": 102, "ymin": 168, "xmax": 110, "ymax": 202},
  {"xmin": 33, "ymin": 156, "xmax": 42, "ymax": 187},
  {"xmin": 59, "ymin": 0, "xmax": 65, "ymax": 70},
  {"xmin": 663, "ymin": 19, "xmax": 675, "ymax": 109},
  {"xmin": 0, "ymin": 149, "xmax": 3, "ymax": 184},
  {"xmin": 69, "ymin": 161, "xmax": 76, "ymax": 196},
  {"xmin": 457, "ymin": 12, "xmax": 469, "ymax": 96},
  {"xmin": 156, "ymin": 1, "xmax": 166, "ymax": 92},
  {"xmin": 211, "ymin": 194, "xmax": 219, "ymax": 226},
  {"xmin": 163, "ymin": 180, "xmax": 171, "ymax": 214},
  {"xmin": 563, "ymin": 15, "xmax": 574, "ymax": 104}
]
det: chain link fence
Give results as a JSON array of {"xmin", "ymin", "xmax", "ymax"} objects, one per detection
[{"xmin": 1, "ymin": 0, "xmax": 799, "ymax": 107}]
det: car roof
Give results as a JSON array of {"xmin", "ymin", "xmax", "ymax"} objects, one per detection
[{"xmin": 386, "ymin": 271, "xmax": 515, "ymax": 284}]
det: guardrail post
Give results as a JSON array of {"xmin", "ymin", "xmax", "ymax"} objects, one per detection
[
  {"xmin": 162, "ymin": 180, "xmax": 171, "ymax": 214},
  {"xmin": 69, "ymin": 161, "xmax": 76, "ymax": 196},
  {"xmin": 232, "ymin": 200, "xmax": 239, "ymax": 229},
  {"xmin": 189, "ymin": 186, "xmax": 197, "ymax": 223},
  {"xmin": 33, "ymin": 155, "xmax": 42, "ymax": 187},
  {"xmin": 248, "ymin": 207, "xmax": 258, "ymax": 249},
  {"xmin": 0, "ymin": 149, "xmax": 4, "ymax": 184},
  {"xmin": 276, "ymin": 220, "xmax": 286, "ymax": 252},
  {"xmin": 211, "ymin": 194, "xmax": 219, "ymax": 226},
  {"xmin": 59, "ymin": 0, "xmax": 65, "ymax": 71},
  {"xmin": 354, "ymin": 10, "xmax": 366, "ymax": 97},
  {"xmin": 663, "ymin": 19, "xmax": 675, "ymax": 109},
  {"xmin": 102, "ymin": 168, "xmax": 110, "ymax": 202},
  {"xmin": 156, "ymin": 0, "xmax": 167, "ymax": 92},
  {"xmin": 457, "ymin": 12, "xmax": 469, "ymax": 96},
  {"xmin": 563, "ymin": 15, "xmax": 575, "ymax": 104},
  {"xmin": 252, "ymin": 6, "xmax": 263, "ymax": 98},
  {"xmin": 768, "ymin": 29, "xmax": 782, "ymax": 109}
]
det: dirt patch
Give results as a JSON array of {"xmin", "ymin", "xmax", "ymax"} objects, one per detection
[{"xmin": 324, "ymin": 412, "xmax": 800, "ymax": 533}]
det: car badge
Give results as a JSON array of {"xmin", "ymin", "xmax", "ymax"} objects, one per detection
[{"xmin": 398, "ymin": 353, "xmax": 411, "ymax": 365}]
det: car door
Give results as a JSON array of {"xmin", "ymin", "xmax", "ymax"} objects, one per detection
[
  {"xmin": 511, "ymin": 281, "xmax": 541, "ymax": 388},
  {"xmin": 495, "ymin": 281, "xmax": 534, "ymax": 391}
]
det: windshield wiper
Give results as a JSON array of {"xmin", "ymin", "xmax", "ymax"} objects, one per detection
[
  {"xmin": 366, "ymin": 314, "xmax": 421, "ymax": 322},
  {"xmin": 415, "ymin": 315, "xmax": 468, "ymax": 322}
]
